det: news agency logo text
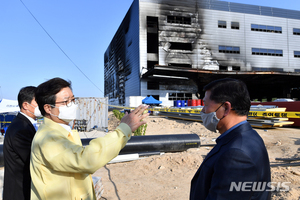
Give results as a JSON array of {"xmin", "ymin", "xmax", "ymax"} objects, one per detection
[{"xmin": 230, "ymin": 182, "xmax": 290, "ymax": 192}]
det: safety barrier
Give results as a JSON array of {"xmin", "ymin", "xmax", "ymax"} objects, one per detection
[{"xmin": 107, "ymin": 103, "xmax": 300, "ymax": 119}]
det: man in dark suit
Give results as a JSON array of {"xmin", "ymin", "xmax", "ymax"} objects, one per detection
[
  {"xmin": 3, "ymin": 86, "xmax": 42, "ymax": 200},
  {"xmin": 190, "ymin": 78, "xmax": 271, "ymax": 200}
]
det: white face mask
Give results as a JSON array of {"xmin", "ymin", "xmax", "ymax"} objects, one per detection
[
  {"xmin": 200, "ymin": 103, "xmax": 224, "ymax": 133},
  {"xmin": 29, "ymin": 104, "xmax": 43, "ymax": 118},
  {"xmin": 200, "ymin": 111, "xmax": 220, "ymax": 132},
  {"xmin": 50, "ymin": 102, "xmax": 78, "ymax": 123}
]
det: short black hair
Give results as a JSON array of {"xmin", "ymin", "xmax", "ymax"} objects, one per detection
[
  {"xmin": 35, "ymin": 77, "xmax": 72, "ymax": 116},
  {"xmin": 203, "ymin": 78, "xmax": 251, "ymax": 116},
  {"xmin": 17, "ymin": 86, "xmax": 37, "ymax": 109}
]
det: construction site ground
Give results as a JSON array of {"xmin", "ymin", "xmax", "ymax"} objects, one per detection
[{"xmin": 93, "ymin": 111, "xmax": 300, "ymax": 200}]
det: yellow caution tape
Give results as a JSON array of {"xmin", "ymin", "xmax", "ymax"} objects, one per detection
[
  {"xmin": 148, "ymin": 107, "xmax": 202, "ymax": 114},
  {"xmin": 104, "ymin": 103, "xmax": 300, "ymax": 119},
  {"xmin": 105, "ymin": 103, "xmax": 202, "ymax": 114},
  {"xmin": 248, "ymin": 111, "xmax": 300, "ymax": 119}
]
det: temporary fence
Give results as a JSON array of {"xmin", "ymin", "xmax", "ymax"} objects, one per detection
[
  {"xmin": 104, "ymin": 103, "xmax": 299, "ymax": 128},
  {"xmin": 75, "ymin": 97, "xmax": 108, "ymax": 131}
]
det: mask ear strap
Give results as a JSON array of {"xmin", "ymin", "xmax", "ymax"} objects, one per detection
[
  {"xmin": 219, "ymin": 102, "xmax": 232, "ymax": 120},
  {"xmin": 219, "ymin": 115, "xmax": 226, "ymax": 121},
  {"xmin": 215, "ymin": 102, "xmax": 224, "ymax": 112}
]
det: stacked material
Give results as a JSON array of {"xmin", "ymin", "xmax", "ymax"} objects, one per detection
[
  {"xmin": 157, "ymin": 105, "xmax": 294, "ymax": 128},
  {"xmin": 247, "ymin": 105, "xmax": 294, "ymax": 128}
]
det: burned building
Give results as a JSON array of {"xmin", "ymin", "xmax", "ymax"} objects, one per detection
[{"xmin": 104, "ymin": 0, "xmax": 300, "ymax": 106}]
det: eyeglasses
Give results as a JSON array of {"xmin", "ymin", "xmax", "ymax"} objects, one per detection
[{"xmin": 54, "ymin": 97, "xmax": 79, "ymax": 107}]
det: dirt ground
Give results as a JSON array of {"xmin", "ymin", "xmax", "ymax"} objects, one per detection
[{"xmin": 93, "ymin": 112, "xmax": 300, "ymax": 200}]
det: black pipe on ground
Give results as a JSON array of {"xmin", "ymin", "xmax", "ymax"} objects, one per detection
[
  {"xmin": 82, "ymin": 134, "xmax": 201, "ymax": 154},
  {"xmin": 120, "ymin": 134, "xmax": 200, "ymax": 154},
  {"xmin": 0, "ymin": 134, "xmax": 201, "ymax": 166}
]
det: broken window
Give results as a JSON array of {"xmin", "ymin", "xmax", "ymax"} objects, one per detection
[
  {"xmin": 147, "ymin": 81, "xmax": 159, "ymax": 90},
  {"xmin": 147, "ymin": 61, "xmax": 158, "ymax": 70},
  {"xmin": 147, "ymin": 16, "xmax": 159, "ymax": 53},
  {"xmin": 147, "ymin": 33, "xmax": 159, "ymax": 53},
  {"xmin": 232, "ymin": 66, "xmax": 241, "ymax": 71},
  {"xmin": 169, "ymin": 42, "xmax": 192, "ymax": 51},
  {"xmin": 218, "ymin": 20, "xmax": 226, "ymax": 28},
  {"xmin": 219, "ymin": 65, "xmax": 227, "ymax": 71},
  {"xmin": 168, "ymin": 63, "xmax": 192, "ymax": 68},
  {"xmin": 167, "ymin": 16, "xmax": 191, "ymax": 25},
  {"xmin": 219, "ymin": 66, "xmax": 240, "ymax": 71}
]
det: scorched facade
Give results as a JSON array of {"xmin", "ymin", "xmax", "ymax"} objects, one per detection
[{"xmin": 104, "ymin": 0, "xmax": 300, "ymax": 106}]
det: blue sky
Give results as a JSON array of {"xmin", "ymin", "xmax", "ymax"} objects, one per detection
[{"xmin": 0, "ymin": 0, "xmax": 299, "ymax": 100}]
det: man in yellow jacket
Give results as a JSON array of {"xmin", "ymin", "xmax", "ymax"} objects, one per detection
[{"xmin": 30, "ymin": 77, "xmax": 149, "ymax": 200}]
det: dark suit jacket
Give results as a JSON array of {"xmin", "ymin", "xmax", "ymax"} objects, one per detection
[
  {"xmin": 3, "ymin": 113, "xmax": 36, "ymax": 200},
  {"xmin": 190, "ymin": 122, "xmax": 271, "ymax": 200}
]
